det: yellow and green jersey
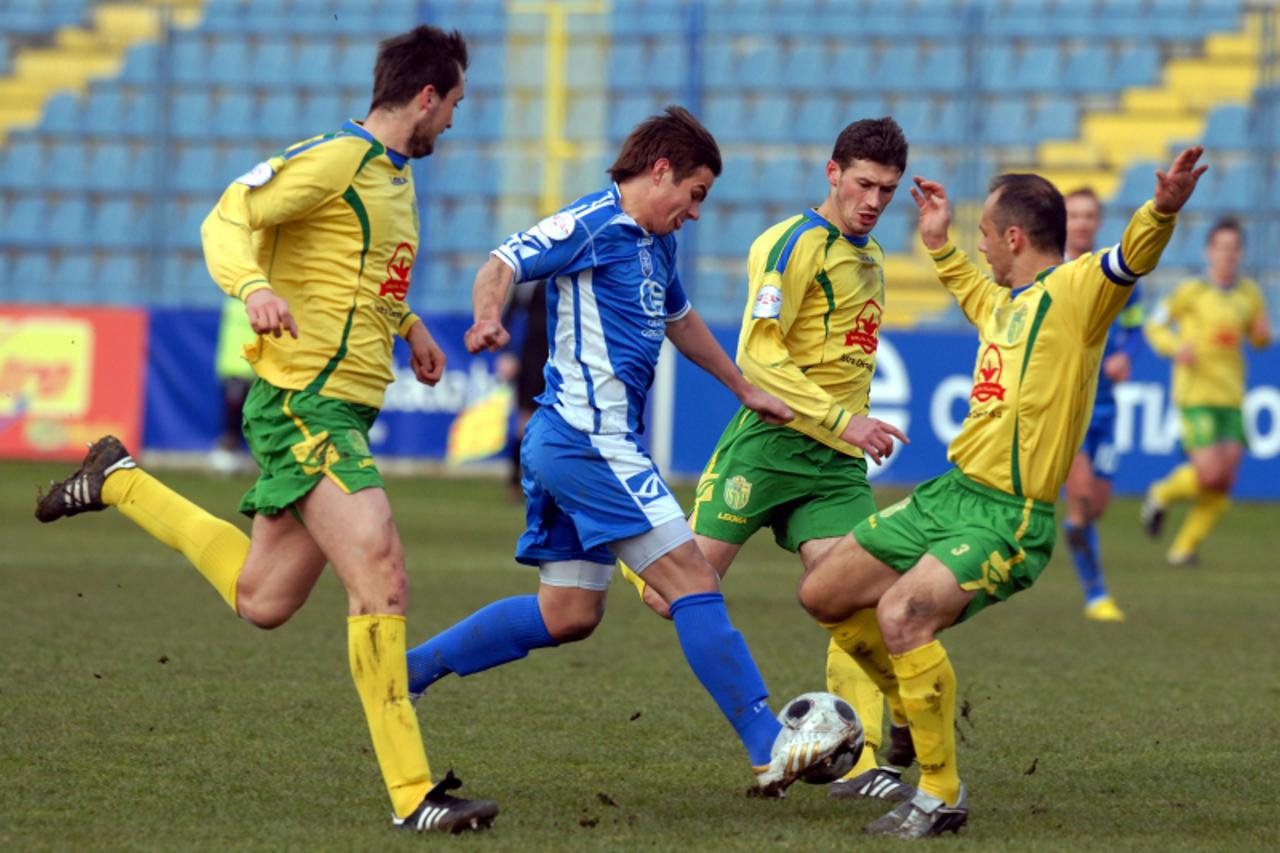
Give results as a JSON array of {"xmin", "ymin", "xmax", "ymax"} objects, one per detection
[
  {"xmin": 201, "ymin": 120, "xmax": 423, "ymax": 410},
  {"xmin": 737, "ymin": 208, "xmax": 886, "ymax": 458},
  {"xmin": 1144, "ymin": 276, "xmax": 1269, "ymax": 408},
  {"xmin": 930, "ymin": 200, "xmax": 1177, "ymax": 504}
]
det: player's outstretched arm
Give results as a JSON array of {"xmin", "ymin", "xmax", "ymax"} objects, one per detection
[
  {"xmin": 666, "ymin": 308, "xmax": 793, "ymax": 424},
  {"xmin": 1153, "ymin": 145, "xmax": 1208, "ymax": 215},
  {"xmin": 466, "ymin": 256, "xmax": 515, "ymax": 354}
]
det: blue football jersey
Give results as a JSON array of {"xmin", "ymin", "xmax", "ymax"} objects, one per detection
[
  {"xmin": 1094, "ymin": 285, "xmax": 1144, "ymax": 414},
  {"xmin": 492, "ymin": 185, "xmax": 691, "ymax": 435}
]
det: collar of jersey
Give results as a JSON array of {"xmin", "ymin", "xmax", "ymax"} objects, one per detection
[
  {"xmin": 1009, "ymin": 265, "xmax": 1056, "ymax": 300},
  {"xmin": 341, "ymin": 120, "xmax": 409, "ymax": 169},
  {"xmin": 805, "ymin": 208, "xmax": 868, "ymax": 247},
  {"xmin": 608, "ymin": 182, "xmax": 643, "ymax": 230}
]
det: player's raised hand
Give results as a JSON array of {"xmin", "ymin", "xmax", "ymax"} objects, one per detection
[
  {"xmin": 739, "ymin": 385, "xmax": 794, "ymax": 425},
  {"xmin": 1154, "ymin": 145, "xmax": 1208, "ymax": 215},
  {"xmin": 910, "ymin": 176, "xmax": 952, "ymax": 251},
  {"xmin": 406, "ymin": 322, "xmax": 446, "ymax": 386},
  {"xmin": 464, "ymin": 318, "xmax": 510, "ymax": 353},
  {"xmin": 839, "ymin": 415, "xmax": 909, "ymax": 466},
  {"xmin": 244, "ymin": 288, "xmax": 298, "ymax": 339}
]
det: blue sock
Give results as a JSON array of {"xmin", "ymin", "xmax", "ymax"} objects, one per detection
[
  {"xmin": 668, "ymin": 592, "xmax": 781, "ymax": 766},
  {"xmin": 1064, "ymin": 521, "xmax": 1108, "ymax": 604},
  {"xmin": 405, "ymin": 595, "xmax": 557, "ymax": 695}
]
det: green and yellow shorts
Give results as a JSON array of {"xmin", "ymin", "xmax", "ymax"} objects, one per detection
[
  {"xmin": 690, "ymin": 407, "xmax": 875, "ymax": 553},
  {"xmin": 854, "ymin": 467, "xmax": 1056, "ymax": 623},
  {"xmin": 1180, "ymin": 405, "xmax": 1247, "ymax": 451},
  {"xmin": 238, "ymin": 379, "xmax": 383, "ymax": 517}
]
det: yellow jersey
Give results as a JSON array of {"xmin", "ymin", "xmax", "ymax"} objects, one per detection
[
  {"xmin": 737, "ymin": 208, "xmax": 886, "ymax": 457},
  {"xmin": 930, "ymin": 200, "xmax": 1176, "ymax": 503},
  {"xmin": 1144, "ymin": 276, "xmax": 1269, "ymax": 408},
  {"xmin": 201, "ymin": 120, "xmax": 423, "ymax": 409}
]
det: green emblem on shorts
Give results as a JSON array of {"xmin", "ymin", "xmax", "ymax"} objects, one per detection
[
  {"xmin": 346, "ymin": 428, "xmax": 371, "ymax": 457},
  {"xmin": 723, "ymin": 475, "xmax": 752, "ymax": 511}
]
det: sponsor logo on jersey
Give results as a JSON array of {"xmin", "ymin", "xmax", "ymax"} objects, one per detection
[
  {"xmin": 390, "ymin": 176, "xmax": 409, "ymax": 185},
  {"xmin": 536, "ymin": 211, "xmax": 576, "ymax": 241},
  {"xmin": 722, "ymin": 475, "xmax": 752, "ymax": 511},
  {"xmin": 380, "ymin": 243, "xmax": 415, "ymax": 301},
  {"xmin": 843, "ymin": 299, "xmax": 882, "ymax": 354},
  {"xmin": 752, "ymin": 285, "xmax": 783, "ymax": 319},
  {"xmin": 625, "ymin": 469, "xmax": 670, "ymax": 504},
  {"xmin": 970, "ymin": 344, "xmax": 1006, "ymax": 402},
  {"xmin": 639, "ymin": 278, "xmax": 666, "ymax": 318},
  {"xmin": 235, "ymin": 161, "xmax": 275, "ymax": 188},
  {"xmin": 638, "ymin": 248, "xmax": 653, "ymax": 277}
]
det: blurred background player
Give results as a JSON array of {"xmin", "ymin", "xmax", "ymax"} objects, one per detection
[
  {"xmin": 495, "ymin": 279, "xmax": 547, "ymax": 501},
  {"xmin": 622, "ymin": 117, "xmax": 915, "ymax": 802},
  {"xmin": 1061, "ymin": 187, "xmax": 1144, "ymax": 621},
  {"xmin": 404, "ymin": 107, "xmax": 858, "ymax": 797},
  {"xmin": 33, "ymin": 26, "xmax": 498, "ymax": 834},
  {"xmin": 1141, "ymin": 217, "xmax": 1270, "ymax": 565},
  {"xmin": 794, "ymin": 147, "xmax": 1204, "ymax": 837},
  {"xmin": 209, "ymin": 296, "xmax": 257, "ymax": 475}
]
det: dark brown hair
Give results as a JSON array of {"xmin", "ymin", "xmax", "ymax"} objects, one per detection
[
  {"xmin": 831, "ymin": 117, "xmax": 908, "ymax": 172},
  {"xmin": 608, "ymin": 105, "xmax": 722, "ymax": 183},
  {"xmin": 1207, "ymin": 215, "xmax": 1244, "ymax": 245},
  {"xmin": 370, "ymin": 25, "xmax": 469, "ymax": 112},
  {"xmin": 988, "ymin": 173, "xmax": 1067, "ymax": 255},
  {"xmin": 1065, "ymin": 186, "xmax": 1100, "ymax": 207}
]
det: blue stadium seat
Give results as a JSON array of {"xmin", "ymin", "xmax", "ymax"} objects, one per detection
[
  {"xmin": 467, "ymin": 38, "xmax": 507, "ymax": 91},
  {"xmin": 565, "ymin": 94, "xmax": 606, "ymax": 142},
  {"xmin": 173, "ymin": 145, "xmax": 222, "ymax": 195},
  {"xmin": 445, "ymin": 199, "xmax": 496, "ymax": 253},
  {"xmin": 170, "ymin": 37, "xmax": 209, "ymax": 86},
  {"xmin": 869, "ymin": 44, "xmax": 921, "ymax": 90},
  {"xmin": 1114, "ymin": 162, "xmax": 1159, "ymax": 209},
  {"xmin": 506, "ymin": 42, "xmax": 545, "ymax": 89},
  {"xmin": 122, "ymin": 90, "xmax": 161, "ymax": 136},
  {"xmin": 608, "ymin": 39, "xmax": 647, "ymax": 91},
  {"xmin": 745, "ymin": 95, "xmax": 794, "ymax": 143},
  {"xmin": 300, "ymin": 93, "xmax": 346, "ymax": 133},
  {"xmin": 206, "ymin": 39, "xmax": 253, "ymax": 87},
  {"xmin": 0, "ymin": 139, "xmax": 45, "ymax": 191},
  {"xmin": 737, "ymin": 43, "xmax": 783, "ymax": 91},
  {"xmin": 611, "ymin": 1, "xmax": 686, "ymax": 38},
  {"xmin": 86, "ymin": 142, "xmax": 140, "ymax": 192},
  {"xmin": 846, "ymin": 93, "xmax": 889, "ymax": 124},
  {"xmin": 46, "ymin": 142, "xmax": 89, "ymax": 192},
  {"xmin": 89, "ymin": 199, "xmax": 144, "ymax": 250},
  {"xmin": 2, "ymin": 198, "xmax": 48, "ymax": 247},
  {"xmin": 870, "ymin": 206, "xmax": 911, "ymax": 253},
  {"xmin": 984, "ymin": 98, "xmax": 1032, "ymax": 146},
  {"xmin": 99, "ymin": 254, "xmax": 144, "ymax": 299},
  {"xmin": 449, "ymin": 93, "xmax": 504, "ymax": 142},
  {"xmin": 794, "ymin": 96, "xmax": 840, "ymax": 145},
  {"xmin": 648, "ymin": 41, "xmax": 689, "ymax": 91},
  {"xmin": 919, "ymin": 46, "xmax": 966, "ymax": 94},
  {"xmin": 165, "ymin": 199, "xmax": 209, "ymax": 251},
  {"xmin": 40, "ymin": 93, "xmax": 82, "ymax": 135},
  {"xmin": 702, "ymin": 94, "xmax": 748, "ymax": 142},
  {"xmin": 702, "ymin": 39, "xmax": 736, "ymax": 89},
  {"xmin": 1009, "ymin": 44, "xmax": 1062, "ymax": 94},
  {"xmin": 60, "ymin": 252, "xmax": 101, "ymax": 302},
  {"xmin": 1029, "ymin": 96, "xmax": 1078, "ymax": 141},
  {"xmin": 758, "ymin": 156, "xmax": 805, "ymax": 204},
  {"xmin": 11, "ymin": 253, "xmax": 55, "ymax": 293},
  {"xmin": 1113, "ymin": 44, "xmax": 1159, "ymax": 86},
  {"xmin": 780, "ymin": 43, "xmax": 827, "ymax": 90},
  {"xmin": 171, "ymin": 92, "xmax": 213, "ymax": 140},
  {"xmin": 119, "ymin": 42, "xmax": 160, "ymax": 84},
  {"xmin": 292, "ymin": 40, "xmax": 338, "ymax": 89},
  {"xmin": 978, "ymin": 43, "xmax": 1015, "ymax": 88},
  {"xmin": 1061, "ymin": 44, "xmax": 1112, "ymax": 94},
  {"xmin": 258, "ymin": 92, "xmax": 306, "ymax": 142},
  {"xmin": 46, "ymin": 199, "xmax": 90, "ymax": 248},
  {"xmin": 251, "ymin": 38, "xmax": 293, "ymax": 87},
  {"xmin": 607, "ymin": 93, "xmax": 665, "ymax": 141},
  {"xmin": 83, "ymin": 87, "xmax": 127, "ymax": 136},
  {"xmin": 506, "ymin": 96, "xmax": 544, "ymax": 141},
  {"xmin": 1202, "ymin": 105, "xmax": 1251, "ymax": 150},
  {"xmin": 212, "ymin": 93, "xmax": 258, "ymax": 140},
  {"xmin": 336, "ymin": 41, "xmax": 379, "ymax": 88}
]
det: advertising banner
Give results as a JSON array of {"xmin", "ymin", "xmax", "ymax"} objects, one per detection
[{"xmin": 0, "ymin": 306, "xmax": 148, "ymax": 461}]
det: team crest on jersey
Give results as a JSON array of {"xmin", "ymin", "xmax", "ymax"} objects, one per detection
[
  {"xmin": 235, "ymin": 161, "xmax": 275, "ymax": 188},
  {"xmin": 1005, "ymin": 304, "xmax": 1028, "ymax": 344},
  {"xmin": 639, "ymin": 278, "xmax": 666, "ymax": 318},
  {"xmin": 625, "ymin": 469, "xmax": 670, "ymax": 505},
  {"xmin": 970, "ymin": 344, "xmax": 1006, "ymax": 402},
  {"xmin": 843, "ymin": 299, "xmax": 882, "ymax": 354},
  {"xmin": 723, "ymin": 475, "xmax": 752, "ymax": 511},
  {"xmin": 380, "ymin": 242, "xmax": 415, "ymax": 301},
  {"xmin": 638, "ymin": 248, "xmax": 654, "ymax": 277},
  {"xmin": 752, "ymin": 285, "xmax": 783, "ymax": 319}
]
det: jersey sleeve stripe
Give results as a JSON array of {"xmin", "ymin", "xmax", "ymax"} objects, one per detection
[
  {"xmin": 665, "ymin": 302, "xmax": 692, "ymax": 323},
  {"xmin": 1111, "ymin": 242, "xmax": 1138, "ymax": 278},
  {"xmin": 775, "ymin": 221, "xmax": 821, "ymax": 274},
  {"xmin": 1100, "ymin": 246, "xmax": 1137, "ymax": 286},
  {"xmin": 763, "ymin": 215, "xmax": 810, "ymax": 273}
]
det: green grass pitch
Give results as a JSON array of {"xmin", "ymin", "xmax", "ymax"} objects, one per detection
[{"xmin": 2, "ymin": 461, "xmax": 1276, "ymax": 850}]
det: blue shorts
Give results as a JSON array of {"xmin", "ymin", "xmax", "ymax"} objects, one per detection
[
  {"xmin": 1081, "ymin": 407, "xmax": 1119, "ymax": 480},
  {"xmin": 515, "ymin": 408, "xmax": 686, "ymax": 567}
]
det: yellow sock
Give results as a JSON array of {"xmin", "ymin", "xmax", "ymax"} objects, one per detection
[
  {"xmin": 619, "ymin": 560, "xmax": 647, "ymax": 601},
  {"xmin": 1151, "ymin": 463, "xmax": 1200, "ymax": 506},
  {"xmin": 102, "ymin": 468, "xmax": 247, "ymax": 611},
  {"xmin": 892, "ymin": 640, "xmax": 960, "ymax": 804},
  {"xmin": 826, "ymin": 637, "xmax": 883, "ymax": 777},
  {"xmin": 1170, "ymin": 490, "xmax": 1229, "ymax": 557},
  {"xmin": 823, "ymin": 608, "xmax": 909, "ymax": 750},
  {"xmin": 348, "ymin": 615, "xmax": 432, "ymax": 818}
]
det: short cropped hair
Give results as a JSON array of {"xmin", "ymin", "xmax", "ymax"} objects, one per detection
[
  {"xmin": 831, "ymin": 117, "xmax": 908, "ymax": 172},
  {"xmin": 1207, "ymin": 215, "xmax": 1245, "ymax": 245},
  {"xmin": 988, "ymin": 173, "xmax": 1067, "ymax": 255},
  {"xmin": 370, "ymin": 25, "xmax": 469, "ymax": 112},
  {"xmin": 1065, "ymin": 186, "xmax": 1100, "ymax": 207},
  {"xmin": 608, "ymin": 105, "xmax": 722, "ymax": 184}
]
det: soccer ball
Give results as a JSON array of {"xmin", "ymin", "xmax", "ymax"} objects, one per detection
[{"xmin": 779, "ymin": 691, "xmax": 865, "ymax": 784}]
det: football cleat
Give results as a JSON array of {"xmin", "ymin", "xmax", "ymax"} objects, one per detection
[
  {"xmin": 1084, "ymin": 596, "xmax": 1126, "ymax": 622},
  {"xmin": 1139, "ymin": 495, "xmax": 1165, "ymax": 538},
  {"xmin": 829, "ymin": 766, "xmax": 915, "ymax": 802},
  {"xmin": 752, "ymin": 720, "xmax": 862, "ymax": 798},
  {"xmin": 35, "ymin": 436, "xmax": 136, "ymax": 523},
  {"xmin": 884, "ymin": 722, "xmax": 916, "ymax": 769},
  {"xmin": 393, "ymin": 771, "xmax": 498, "ymax": 834},
  {"xmin": 1166, "ymin": 550, "xmax": 1199, "ymax": 567},
  {"xmin": 862, "ymin": 784, "xmax": 969, "ymax": 838}
]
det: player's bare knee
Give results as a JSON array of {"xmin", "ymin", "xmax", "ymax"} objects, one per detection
[
  {"xmin": 876, "ymin": 591, "xmax": 934, "ymax": 652},
  {"xmin": 796, "ymin": 570, "xmax": 845, "ymax": 624},
  {"xmin": 542, "ymin": 599, "xmax": 604, "ymax": 642}
]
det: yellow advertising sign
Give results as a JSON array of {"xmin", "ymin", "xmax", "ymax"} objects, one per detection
[{"xmin": 0, "ymin": 317, "xmax": 93, "ymax": 419}]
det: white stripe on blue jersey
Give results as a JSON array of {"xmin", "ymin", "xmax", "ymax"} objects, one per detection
[{"xmin": 492, "ymin": 185, "xmax": 690, "ymax": 435}]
